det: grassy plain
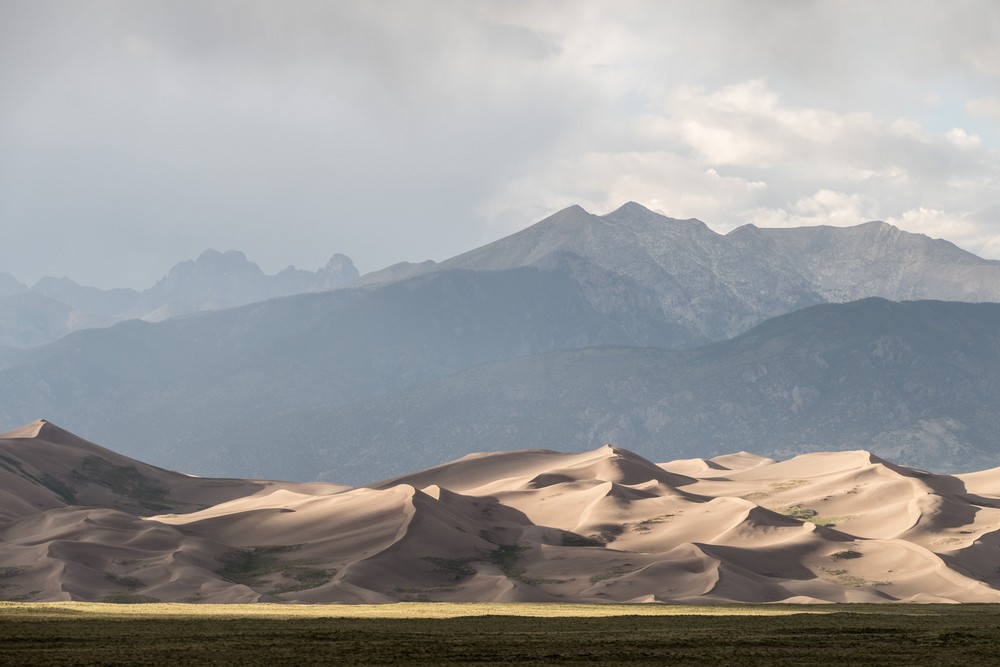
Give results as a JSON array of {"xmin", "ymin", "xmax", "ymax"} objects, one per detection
[{"xmin": 2, "ymin": 602, "xmax": 999, "ymax": 665}]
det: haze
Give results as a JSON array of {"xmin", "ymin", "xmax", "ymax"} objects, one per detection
[{"xmin": 1, "ymin": 0, "xmax": 998, "ymax": 288}]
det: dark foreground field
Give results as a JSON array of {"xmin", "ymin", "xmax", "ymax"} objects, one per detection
[{"xmin": 2, "ymin": 603, "xmax": 1000, "ymax": 666}]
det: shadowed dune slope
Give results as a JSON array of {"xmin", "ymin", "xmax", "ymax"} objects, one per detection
[{"xmin": 2, "ymin": 420, "xmax": 999, "ymax": 604}]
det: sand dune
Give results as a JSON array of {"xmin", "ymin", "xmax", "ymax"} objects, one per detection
[{"xmin": 2, "ymin": 420, "xmax": 1000, "ymax": 604}]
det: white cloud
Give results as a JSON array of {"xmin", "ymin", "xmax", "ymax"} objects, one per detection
[
  {"xmin": 482, "ymin": 150, "xmax": 771, "ymax": 232},
  {"xmin": 487, "ymin": 76, "xmax": 998, "ymax": 255},
  {"xmin": 886, "ymin": 207, "xmax": 1000, "ymax": 258},
  {"xmin": 888, "ymin": 118, "xmax": 930, "ymax": 141},
  {"xmin": 946, "ymin": 128, "xmax": 982, "ymax": 148},
  {"xmin": 743, "ymin": 190, "xmax": 880, "ymax": 229}
]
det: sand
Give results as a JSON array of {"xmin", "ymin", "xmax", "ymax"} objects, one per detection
[{"xmin": 2, "ymin": 419, "xmax": 999, "ymax": 604}]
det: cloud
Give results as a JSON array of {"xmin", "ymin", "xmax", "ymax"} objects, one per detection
[
  {"xmin": 1, "ymin": 1, "xmax": 999, "ymax": 286},
  {"xmin": 745, "ymin": 190, "xmax": 881, "ymax": 229},
  {"xmin": 487, "ymin": 75, "xmax": 999, "ymax": 258},
  {"xmin": 482, "ymin": 150, "xmax": 769, "ymax": 230},
  {"xmin": 669, "ymin": 79, "xmax": 882, "ymax": 167},
  {"xmin": 886, "ymin": 207, "xmax": 1000, "ymax": 259},
  {"xmin": 0, "ymin": 1, "xmax": 593, "ymax": 285}
]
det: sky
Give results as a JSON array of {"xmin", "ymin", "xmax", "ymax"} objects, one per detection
[{"xmin": 2, "ymin": 1, "xmax": 998, "ymax": 289}]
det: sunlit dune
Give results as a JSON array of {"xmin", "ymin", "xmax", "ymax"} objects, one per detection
[{"xmin": 2, "ymin": 419, "xmax": 1000, "ymax": 604}]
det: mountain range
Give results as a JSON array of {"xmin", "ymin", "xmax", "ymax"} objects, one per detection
[
  {"xmin": 1, "ymin": 203, "xmax": 999, "ymax": 482},
  {"xmin": 193, "ymin": 298, "xmax": 1000, "ymax": 483},
  {"xmin": 3, "ymin": 420, "xmax": 1000, "ymax": 604},
  {"xmin": 0, "ymin": 250, "xmax": 359, "ymax": 349},
  {"xmin": 363, "ymin": 202, "xmax": 1000, "ymax": 342}
]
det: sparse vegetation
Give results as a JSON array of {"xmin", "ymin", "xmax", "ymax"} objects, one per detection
[
  {"xmin": 0, "ymin": 455, "xmax": 80, "ymax": 504},
  {"xmin": 39, "ymin": 473, "xmax": 81, "ymax": 505},
  {"xmin": 216, "ymin": 545, "xmax": 336, "ymax": 595},
  {"xmin": 769, "ymin": 480, "xmax": 811, "ymax": 492},
  {"xmin": 742, "ymin": 481, "xmax": 810, "ymax": 501},
  {"xmin": 775, "ymin": 505, "xmax": 818, "ymax": 521},
  {"xmin": 810, "ymin": 514, "xmax": 861, "ymax": 527},
  {"xmin": 76, "ymin": 456, "xmax": 170, "ymax": 510},
  {"xmin": 104, "ymin": 573, "xmax": 144, "ymax": 590},
  {"xmin": 560, "ymin": 532, "xmax": 605, "ymax": 547},
  {"xmin": 481, "ymin": 544, "xmax": 559, "ymax": 586},
  {"xmin": 831, "ymin": 549, "xmax": 863, "ymax": 560},
  {"xmin": 421, "ymin": 557, "xmax": 477, "ymax": 580},
  {"xmin": 772, "ymin": 505, "xmax": 860, "ymax": 527},
  {"xmin": 268, "ymin": 567, "xmax": 337, "ymax": 595},
  {"xmin": 821, "ymin": 567, "xmax": 891, "ymax": 588},
  {"xmin": 633, "ymin": 513, "xmax": 676, "ymax": 532},
  {"xmin": 590, "ymin": 563, "xmax": 639, "ymax": 583},
  {"xmin": 486, "ymin": 544, "xmax": 526, "ymax": 578},
  {"xmin": 471, "ymin": 500, "xmax": 497, "ymax": 519}
]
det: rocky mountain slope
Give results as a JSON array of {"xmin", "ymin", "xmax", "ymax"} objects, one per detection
[
  {"xmin": 0, "ymin": 250, "xmax": 358, "ymax": 348},
  {"xmin": 3, "ymin": 421, "xmax": 1000, "ymax": 604},
  {"xmin": 363, "ymin": 202, "xmax": 1000, "ymax": 342}
]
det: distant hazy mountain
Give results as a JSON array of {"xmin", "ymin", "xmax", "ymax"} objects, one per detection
[
  {"xmin": 2, "ymin": 294, "xmax": 997, "ymax": 482},
  {"xmin": 128, "ymin": 249, "xmax": 360, "ymax": 322},
  {"xmin": 364, "ymin": 202, "xmax": 1000, "ymax": 341},
  {"xmin": 164, "ymin": 299, "xmax": 1000, "ymax": 482},
  {"xmin": 0, "ymin": 292, "xmax": 74, "ymax": 349},
  {"xmin": 0, "ymin": 272, "xmax": 26, "ymax": 297},
  {"xmin": 0, "ymin": 259, "xmax": 703, "ymax": 478},
  {"xmin": 0, "ymin": 250, "xmax": 359, "ymax": 348}
]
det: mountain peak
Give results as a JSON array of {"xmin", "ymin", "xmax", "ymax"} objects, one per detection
[
  {"xmin": 608, "ymin": 201, "xmax": 654, "ymax": 216},
  {"xmin": 316, "ymin": 253, "xmax": 360, "ymax": 289},
  {"xmin": 194, "ymin": 249, "xmax": 251, "ymax": 265},
  {"xmin": 601, "ymin": 202, "xmax": 708, "ymax": 231},
  {"xmin": 31, "ymin": 276, "xmax": 81, "ymax": 291},
  {"xmin": 0, "ymin": 272, "xmax": 27, "ymax": 297},
  {"xmin": 543, "ymin": 203, "xmax": 593, "ymax": 225}
]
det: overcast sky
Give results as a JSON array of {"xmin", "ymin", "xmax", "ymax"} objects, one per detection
[{"xmin": 2, "ymin": 1, "xmax": 998, "ymax": 288}]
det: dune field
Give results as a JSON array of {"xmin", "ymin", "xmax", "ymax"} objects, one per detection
[{"xmin": 3, "ymin": 419, "xmax": 1000, "ymax": 604}]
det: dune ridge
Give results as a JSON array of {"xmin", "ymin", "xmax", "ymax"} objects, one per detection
[{"xmin": 2, "ymin": 420, "xmax": 1000, "ymax": 604}]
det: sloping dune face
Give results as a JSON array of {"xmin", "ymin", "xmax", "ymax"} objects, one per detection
[{"xmin": 2, "ymin": 421, "xmax": 1000, "ymax": 604}]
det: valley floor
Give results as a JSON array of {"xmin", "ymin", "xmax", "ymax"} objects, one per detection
[{"xmin": 2, "ymin": 602, "xmax": 999, "ymax": 665}]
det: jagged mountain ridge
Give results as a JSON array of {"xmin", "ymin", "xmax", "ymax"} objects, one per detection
[
  {"xmin": 6, "ymin": 202, "xmax": 998, "ymax": 352},
  {"xmin": 3, "ymin": 420, "xmax": 1000, "ymax": 605},
  {"xmin": 362, "ymin": 202, "xmax": 1000, "ymax": 342},
  {"xmin": 0, "ymin": 250, "xmax": 359, "ymax": 349}
]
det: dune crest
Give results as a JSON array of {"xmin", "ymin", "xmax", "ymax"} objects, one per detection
[
  {"xmin": 2, "ymin": 420, "xmax": 1000, "ymax": 604},
  {"xmin": 0, "ymin": 418, "xmax": 52, "ymax": 440}
]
